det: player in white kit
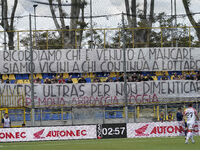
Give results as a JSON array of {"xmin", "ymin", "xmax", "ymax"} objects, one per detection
[{"xmin": 184, "ymin": 103, "xmax": 199, "ymax": 144}]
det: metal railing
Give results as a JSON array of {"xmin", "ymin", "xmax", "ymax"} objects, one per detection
[{"xmin": 0, "ymin": 26, "xmax": 200, "ymax": 50}]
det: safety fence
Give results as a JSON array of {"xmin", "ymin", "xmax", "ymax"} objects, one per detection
[
  {"xmin": 0, "ymin": 121, "xmax": 200, "ymax": 142},
  {"xmin": 0, "ymin": 26, "xmax": 200, "ymax": 50}
]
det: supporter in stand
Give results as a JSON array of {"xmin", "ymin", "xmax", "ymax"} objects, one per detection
[
  {"xmin": 6, "ymin": 79, "xmax": 10, "ymax": 84},
  {"xmin": 167, "ymin": 111, "xmax": 173, "ymax": 121},
  {"xmin": 66, "ymin": 76, "xmax": 73, "ymax": 83},
  {"xmin": 106, "ymin": 77, "xmax": 113, "ymax": 82},
  {"xmin": 186, "ymin": 73, "xmax": 194, "ymax": 80},
  {"xmin": 78, "ymin": 76, "xmax": 87, "ymax": 83},
  {"xmin": 58, "ymin": 76, "xmax": 65, "ymax": 84},
  {"xmin": 146, "ymin": 74, "xmax": 153, "ymax": 81},
  {"xmin": 196, "ymin": 72, "xmax": 200, "ymax": 80},
  {"xmin": 161, "ymin": 72, "xmax": 168, "ymax": 80},
  {"xmin": 1, "ymin": 113, "xmax": 11, "ymax": 128},
  {"xmin": 114, "ymin": 75, "xmax": 121, "ymax": 82},
  {"xmin": 172, "ymin": 73, "xmax": 179, "ymax": 80},
  {"xmin": 34, "ymin": 78, "xmax": 41, "ymax": 84},
  {"xmin": 132, "ymin": 73, "xmax": 138, "ymax": 82},
  {"xmin": 160, "ymin": 112, "xmax": 165, "ymax": 122},
  {"xmin": 128, "ymin": 76, "xmax": 133, "ymax": 82},
  {"xmin": 93, "ymin": 77, "xmax": 101, "ymax": 82},
  {"xmin": 176, "ymin": 108, "xmax": 183, "ymax": 121}
]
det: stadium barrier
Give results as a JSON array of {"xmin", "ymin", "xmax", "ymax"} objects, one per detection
[
  {"xmin": 127, "ymin": 121, "xmax": 200, "ymax": 138},
  {"xmin": 1, "ymin": 121, "xmax": 200, "ymax": 142},
  {"xmin": 0, "ymin": 125, "xmax": 97, "ymax": 142}
]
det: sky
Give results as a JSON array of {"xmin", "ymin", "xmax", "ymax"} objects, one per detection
[{"xmin": 1, "ymin": 0, "xmax": 200, "ymax": 30}]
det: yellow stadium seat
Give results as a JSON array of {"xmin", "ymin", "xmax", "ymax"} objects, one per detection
[
  {"xmin": 100, "ymin": 77, "xmax": 108, "ymax": 82},
  {"xmin": 17, "ymin": 80, "xmax": 24, "ymax": 84},
  {"xmin": 29, "ymin": 74, "xmax": 36, "ymax": 79},
  {"xmin": 24, "ymin": 79, "xmax": 30, "ymax": 84},
  {"xmin": 63, "ymin": 73, "xmax": 69, "ymax": 79},
  {"xmin": 152, "ymin": 76, "xmax": 157, "ymax": 80},
  {"xmin": 72, "ymin": 78, "xmax": 78, "ymax": 83},
  {"xmin": 9, "ymin": 74, "xmax": 16, "ymax": 80},
  {"xmin": 2, "ymin": 74, "xmax": 8, "ymax": 80},
  {"xmin": 36, "ymin": 73, "xmax": 42, "ymax": 79}
]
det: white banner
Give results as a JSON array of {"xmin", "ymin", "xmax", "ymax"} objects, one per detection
[
  {"xmin": 127, "ymin": 121, "xmax": 200, "ymax": 138},
  {"xmin": 0, "ymin": 125, "xmax": 96, "ymax": 142},
  {"xmin": 1, "ymin": 47, "xmax": 200, "ymax": 74},
  {"xmin": 1, "ymin": 80, "xmax": 200, "ymax": 108}
]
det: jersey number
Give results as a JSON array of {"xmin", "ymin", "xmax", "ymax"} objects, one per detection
[{"xmin": 186, "ymin": 112, "xmax": 193, "ymax": 118}]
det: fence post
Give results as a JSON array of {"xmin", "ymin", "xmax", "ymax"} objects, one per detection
[
  {"xmin": 29, "ymin": 14, "xmax": 35, "ymax": 126},
  {"xmin": 122, "ymin": 13, "xmax": 128, "ymax": 123}
]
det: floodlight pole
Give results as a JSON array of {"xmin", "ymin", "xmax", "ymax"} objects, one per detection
[
  {"xmin": 122, "ymin": 13, "xmax": 128, "ymax": 123},
  {"xmin": 33, "ymin": 4, "xmax": 38, "ymax": 49},
  {"xmin": 3, "ymin": 17, "xmax": 7, "ymax": 50},
  {"xmin": 29, "ymin": 14, "xmax": 35, "ymax": 126},
  {"xmin": 90, "ymin": 0, "xmax": 93, "ymax": 49}
]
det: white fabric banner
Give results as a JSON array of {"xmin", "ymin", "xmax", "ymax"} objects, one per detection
[
  {"xmin": 127, "ymin": 121, "xmax": 200, "ymax": 138},
  {"xmin": 1, "ymin": 47, "xmax": 200, "ymax": 74},
  {"xmin": 0, "ymin": 125, "xmax": 96, "ymax": 142},
  {"xmin": 1, "ymin": 80, "xmax": 200, "ymax": 108}
]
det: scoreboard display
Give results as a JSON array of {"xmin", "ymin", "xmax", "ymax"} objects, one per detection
[{"xmin": 97, "ymin": 123, "xmax": 127, "ymax": 139}]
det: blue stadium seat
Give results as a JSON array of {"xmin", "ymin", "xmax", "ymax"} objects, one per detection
[
  {"xmin": 9, "ymin": 114, "xmax": 16, "ymax": 121},
  {"xmin": 10, "ymin": 80, "xmax": 16, "ymax": 84},
  {"xmin": 43, "ymin": 113, "xmax": 50, "ymax": 120},
  {"xmin": 15, "ymin": 74, "xmax": 23, "ymax": 80},
  {"xmin": 25, "ymin": 114, "xmax": 31, "ymax": 121},
  {"xmin": 17, "ymin": 114, "xmax": 23, "ymax": 121},
  {"xmin": 85, "ymin": 78, "xmax": 91, "ymax": 83},
  {"xmin": 116, "ymin": 111, "xmax": 123, "ymax": 118},
  {"xmin": 22, "ymin": 74, "xmax": 29, "ymax": 79}
]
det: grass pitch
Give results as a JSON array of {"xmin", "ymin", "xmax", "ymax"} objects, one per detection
[{"xmin": 0, "ymin": 137, "xmax": 200, "ymax": 150}]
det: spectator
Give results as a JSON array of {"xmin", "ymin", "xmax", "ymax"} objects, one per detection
[
  {"xmin": 173, "ymin": 73, "xmax": 179, "ymax": 80},
  {"xmin": 128, "ymin": 76, "xmax": 133, "ymax": 82},
  {"xmin": 167, "ymin": 111, "xmax": 173, "ymax": 121},
  {"xmin": 1, "ymin": 113, "xmax": 11, "ymax": 128},
  {"xmin": 66, "ymin": 76, "xmax": 73, "ymax": 83},
  {"xmin": 161, "ymin": 72, "xmax": 168, "ymax": 80},
  {"xmin": 6, "ymin": 79, "xmax": 10, "ymax": 84},
  {"xmin": 146, "ymin": 74, "xmax": 153, "ymax": 81},
  {"xmin": 196, "ymin": 72, "xmax": 200, "ymax": 80},
  {"xmin": 58, "ymin": 76, "xmax": 65, "ymax": 84},
  {"xmin": 176, "ymin": 107, "xmax": 183, "ymax": 121},
  {"xmin": 186, "ymin": 73, "xmax": 194, "ymax": 80},
  {"xmin": 93, "ymin": 77, "xmax": 101, "ymax": 83},
  {"xmin": 106, "ymin": 77, "xmax": 113, "ymax": 82},
  {"xmin": 78, "ymin": 76, "xmax": 87, "ymax": 83},
  {"xmin": 160, "ymin": 112, "xmax": 165, "ymax": 122},
  {"xmin": 132, "ymin": 73, "xmax": 138, "ymax": 82}
]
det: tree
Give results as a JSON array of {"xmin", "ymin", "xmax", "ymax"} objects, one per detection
[
  {"xmin": 182, "ymin": 0, "xmax": 200, "ymax": 41},
  {"xmin": 48, "ymin": 0, "xmax": 87, "ymax": 48},
  {"xmin": 0, "ymin": 0, "xmax": 18, "ymax": 50},
  {"xmin": 124, "ymin": 0, "xmax": 155, "ymax": 47}
]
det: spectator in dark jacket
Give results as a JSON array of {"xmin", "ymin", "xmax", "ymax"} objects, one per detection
[{"xmin": 176, "ymin": 107, "xmax": 183, "ymax": 121}]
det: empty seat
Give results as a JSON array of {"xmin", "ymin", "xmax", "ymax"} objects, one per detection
[
  {"xmin": 17, "ymin": 80, "xmax": 24, "ymax": 84},
  {"xmin": 100, "ymin": 77, "xmax": 108, "ymax": 82},
  {"xmin": 25, "ymin": 114, "xmax": 31, "ymax": 121},
  {"xmin": 24, "ymin": 79, "xmax": 30, "ymax": 84},
  {"xmin": 116, "ymin": 111, "xmax": 123, "ymax": 118},
  {"xmin": 10, "ymin": 80, "xmax": 16, "ymax": 84},
  {"xmin": 2, "ymin": 74, "xmax": 8, "ymax": 80},
  {"xmin": 9, "ymin": 74, "xmax": 15, "ymax": 80},
  {"xmin": 36, "ymin": 73, "xmax": 42, "ymax": 79},
  {"xmin": 85, "ymin": 78, "xmax": 91, "ymax": 83},
  {"xmin": 15, "ymin": 74, "xmax": 23, "ymax": 80},
  {"xmin": 22, "ymin": 74, "xmax": 29, "ymax": 79},
  {"xmin": 72, "ymin": 78, "xmax": 78, "ymax": 83}
]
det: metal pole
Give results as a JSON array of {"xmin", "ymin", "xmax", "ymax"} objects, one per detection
[
  {"xmin": 171, "ymin": 0, "xmax": 173, "ymax": 47},
  {"xmin": 29, "ymin": 14, "xmax": 35, "ymax": 126},
  {"xmin": 33, "ymin": 4, "xmax": 38, "ymax": 49},
  {"xmin": 90, "ymin": 0, "xmax": 93, "ymax": 49},
  {"xmin": 174, "ymin": 0, "xmax": 178, "ymax": 47},
  {"xmin": 122, "ymin": 13, "xmax": 128, "ymax": 123},
  {"xmin": 3, "ymin": 17, "xmax": 7, "ymax": 50}
]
